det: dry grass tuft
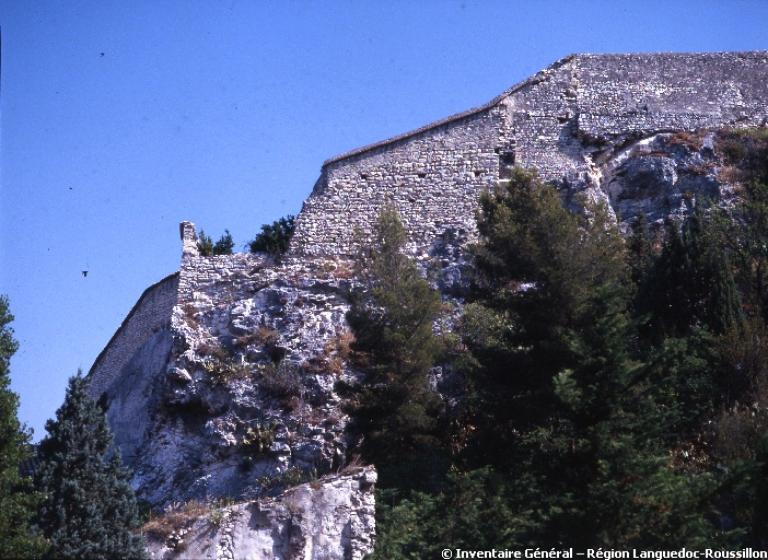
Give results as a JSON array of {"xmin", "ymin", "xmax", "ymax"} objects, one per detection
[{"xmin": 142, "ymin": 500, "xmax": 210, "ymax": 541}]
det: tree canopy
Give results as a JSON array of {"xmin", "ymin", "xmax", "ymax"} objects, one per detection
[{"xmin": 36, "ymin": 374, "xmax": 148, "ymax": 560}]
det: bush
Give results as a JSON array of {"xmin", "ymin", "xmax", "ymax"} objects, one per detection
[
  {"xmin": 249, "ymin": 215, "xmax": 295, "ymax": 256},
  {"xmin": 197, "ymin": 229, "xmax": 235, "ymax": 256},
  {"xmin": 214, "ymin": 230, "xmax": 234, "ymax": 255}
]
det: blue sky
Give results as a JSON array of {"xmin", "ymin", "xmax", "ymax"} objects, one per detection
[{"xmin": 1, "ymin": 0, "xmax": 767, "ymax": 439}]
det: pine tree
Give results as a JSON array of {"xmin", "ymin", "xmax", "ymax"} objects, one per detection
[
  {"xmin": 466, "ymin": 169, "xmax": 721, "ymax": 546},
  {"xmin": 249, "ymin": 215, "xmax": 296, "ymax": 256},
  {"xmin": 0, "ymin": 295, "xmax": 47, "ymax": 558},
  {"xmin": 344, "ymin": 207, "xmax": 447, "ymax": 492},
  {"xmin": 213, "ymin": 229, "xmax": 235, "ymax": 255},
  {"xmin": 36, "ymin": 374, "xmax": 148, "ymax": 560}
]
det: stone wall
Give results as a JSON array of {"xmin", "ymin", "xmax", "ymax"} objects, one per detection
[
  {"xmin": 177, "ymin": 253, "xmax": 268, "ymax": 306},
  {"xmin": 291, "ymin": 51, "xmax": 768, "ymax": 257},
  {"xmin": 291, "ymin": 103, "xmax": 508, "ymax": 257},
  {"xmin": 87, "ymin": 273, "xmax": 179, "ymax": 400}
]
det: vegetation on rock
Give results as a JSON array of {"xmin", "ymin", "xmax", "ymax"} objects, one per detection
[
  {"xmin": 248, "ymin": 215, "xmax": 295, "ymax": 256},
  {"xmin": 342, "ymin": 207, "xmax": 448, "ymax": 492},
  {"xmin": 197, "ymin": 229, "xmax": 234, "ymax": 256},
  {"xmin": 369, "ymin": 155, "xmax": 768, "ymax": 554}
]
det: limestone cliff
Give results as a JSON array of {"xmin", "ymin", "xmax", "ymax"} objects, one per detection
[{"xmin": 87, "ymin": 51, "xmax": 768, "ymax": 559}]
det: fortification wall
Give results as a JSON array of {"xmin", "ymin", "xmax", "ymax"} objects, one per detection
[
  {"xmin": 177, "ymin": 253, "xmax": 268, "ymax": 305},
  {"xmin": 573, "ymin": 52, "xmax": 768, "ymax": 140},
  {"xmin": 292, "ymin": 51, "xmax": 768, "ymax": 257},
  {"xmin": 291, "ymin": 103, "xmax": 509, "ymax": 256},
  {"xmin": 88, "ymin": 273, "xmax": 179, "ymax": 400}
]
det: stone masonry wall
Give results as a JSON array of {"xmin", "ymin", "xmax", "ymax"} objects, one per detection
[
  {"xmin": 177, "ymin": 253, "xmax": 268, "ymax": 306},
  {"xmin": 292, "ymin": 104, "xmax": 508, "ymax": 257},
  {"xmin": 88, "ymin": 273, "xmax": 180, "ymax": 400},
  {"xmin": 292, "ymin": 51, "xmax": 768, "ymax": 257}
]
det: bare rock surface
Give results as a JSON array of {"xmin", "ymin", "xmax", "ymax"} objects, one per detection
[{"xmin": 145, "ymin": 466, "xmax": 376, "ymax": 560}]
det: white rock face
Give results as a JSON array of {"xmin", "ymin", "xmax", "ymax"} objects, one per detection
[{"xmin": 145, "ymin": 466, "xmax": 377, "ymax": 560}]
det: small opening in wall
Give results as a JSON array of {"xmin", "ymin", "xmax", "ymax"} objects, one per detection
[
  {"xmin": 473, "ymin": 170, "xmax": 482, "ymax": 177},
  {"xmin": 417, "ymin": 172, "xmax": 426, "ymax": 178},
  {"xmin": 359, "ymin": 173, "xmax": 368, "ymax": 179},
  {"xmin": 500, "ymin": 152, "xmax": 516, "ymax": 167}
]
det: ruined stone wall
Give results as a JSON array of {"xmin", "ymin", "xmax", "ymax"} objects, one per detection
[
  {"xmin": 573, "ymin": 53, "xmax": 768, "ymax": 140},
  {"xmin": 291, "ymin": 103, "xmax": 509, "ymax": 257},
  {"xmin": 177, "ymin": 253, "xmax": 268, "ymax": 306},
  {"xmin": 292, "ymin": 51, "xmax": 768, "ymax": 257},
  {"xmin": 88, "ymin": 273, "xmax": 179, "ymax": 400}
]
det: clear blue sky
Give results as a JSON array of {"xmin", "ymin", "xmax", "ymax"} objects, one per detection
[{"xmin": 1, "ymin": 0, "xmax": 766, "ymax": 439}]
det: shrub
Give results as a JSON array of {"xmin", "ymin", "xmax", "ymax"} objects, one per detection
[
  {"xmin": 258, "ymin": 362, "xmax": 303, "ymax": 403},
  {"xmin": 203, "ymin": 359, "xmax": 251, "ymax": 386},
  {"xmin": 142, "ymin": 500, "xmax": 209, "ymax": 541},
  {"xmin": 249, "ymin": 215, "xmax": 295, "ymax": 256},
  {"xmin": 213, "ymin": 230, "xmax": 234, "ymax": 255},
  {"xmin": 240, "ymin": 421, "xmax": 276, "ymax": 455},
  {"xmin": 198, "ymin": 229, "xmax": 235, "ymax": 256},
  {"xmin": 197, "ymin": 230, "xmax": 214, "ymax": 256}
]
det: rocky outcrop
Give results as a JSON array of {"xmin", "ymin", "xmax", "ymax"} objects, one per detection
[
  {"xmin": 99, "ymin": 253, "xmax": 363, "ymax": 508},
  {"xmin": 88, "ymin": 52, "xmax": 768, "ymax": 558},
  {"xmin": 145, "ymin": 466, "xmax": 377, "ymax": 560},
  {"xmin": 582, "ymin": 129, "xmax": 742, "ymax": 231}
]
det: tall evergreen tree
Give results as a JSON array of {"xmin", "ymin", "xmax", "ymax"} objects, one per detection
[
  {"xmin": 465, "ymin": 169, "xmax": 722, "ymax": 546},
  {"xmin": 640, "ymin": 210, "xmax": 742, "ymax": 340},
  {"xmin": 36, "ymin": 374, "xmax": 148, "ymax": 560},
  {"xmin": 0, "ymin": 295, "xmax": 47, "ymax": 558},
  {"xmin": 343, "ymin": 207, "xmax": 447, "ymax": 492}
]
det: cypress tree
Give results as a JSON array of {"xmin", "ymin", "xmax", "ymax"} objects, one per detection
[
  {"xmin": 642, "ymin": 210, "xmax": 742, "ymax": 340},
  {"xmin": 0, "ymin": 295, "xmax": 47, "ymax": 558},
  {"xmin": 36, "ymin": 373, "xmax": 148, "ymax": 560}
]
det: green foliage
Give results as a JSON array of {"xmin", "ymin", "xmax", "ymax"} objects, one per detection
[
  {"xmin": 0, "ymin": 296, "xmax": 48, "ymax": 558},
  {"xmin": 638, "ymin": 210, "xmax": 742, "ymax": 340},
  {"xmin": 249, "ymin": 215, "xmax": 295, "ymax": 256},
  {"xmin": 36, "ymin": 374, "xmax": 148, "ymax": 560},
  {"xmin": 459, "ymin": 168, "xmax": 724, "ymax": 546},
  {"xmin": 240, "ymin": 421, "xmax": 275, "ymax": 455},
  {"xmin": 213, "ymin": 229, "xmax": 234, "ymax": 255},
  {"xmin": 369, "ymin": 149, "xmax": 768, "ymax": 553},
  {"xmin": 343, "ymin": 207, "xmax": 447, "ymax": 492},
  {"xmin": 717, "ymin": 128, "xmax": 768, "ymax": 182},
  {"xmin": 722, "ymin": 437, "xmax": 768, "ymax": 547},
  {"xmin": 372, "ymin": 468, "xmax": 533, "ymax": 558},
  {"xmin": 197, "ymin": 229, "xmax": 234, "ymax": 256},
  {"xmin": 197, "ymin": 229, "xmax": 214, "ymax": 256}
]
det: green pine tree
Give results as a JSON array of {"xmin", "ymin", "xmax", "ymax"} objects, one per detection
[
  {"xmin": 0, "ymin": 295, "xmax": 48, "ymax": 558},
  {"xmin": 36, "ymin": 374, "xmax": 148, "ymax": 560},
  {"xmin": 249, "ymin": 215, "xmax": 295, "ymax": 256},
  {"xmin": 213, "ymin": 229, "xmax": 234, "ymax": 255},
  {"xmin": 465, "ymin": 169, "xmax": 722, "ymax": 546},
  {"xmin": 343, "ymin": 207, "xmax": 447, "ymax": 492}
]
